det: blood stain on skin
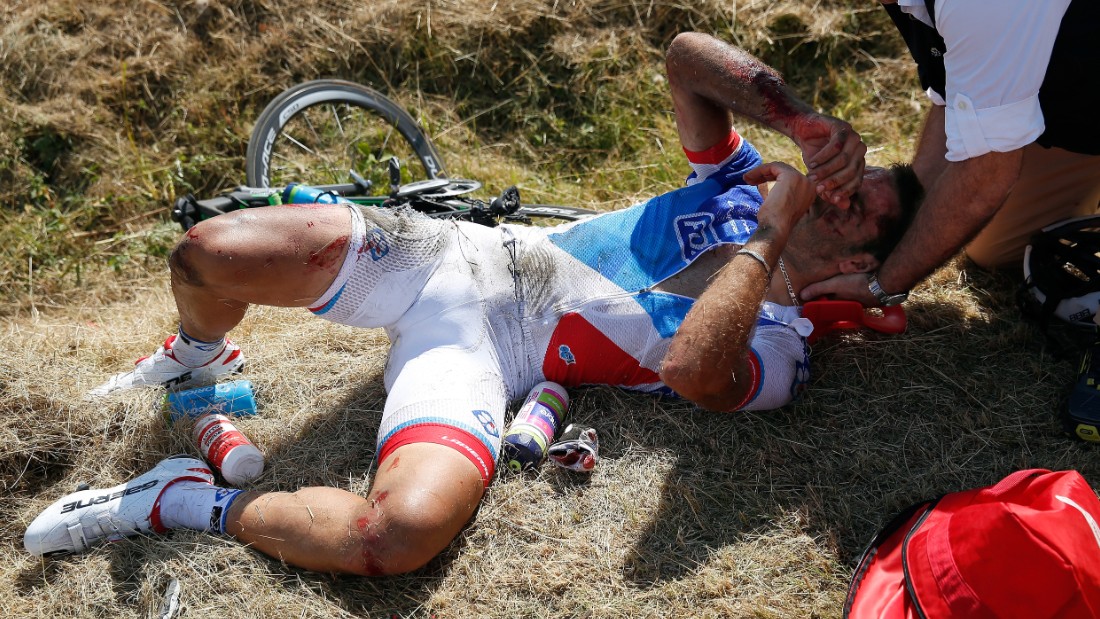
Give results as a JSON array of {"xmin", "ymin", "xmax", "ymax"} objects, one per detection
[
  {"xmin": 387, "ymin": 456, "xmax": 400, "ymax": 472},
  {"xmin": 307, "ymin": 221, "xmax": 315, "ymax": 228},
  {"xmin": 356, "ymin": 494, "xmax": 391, "ymax": 577},
  {"xmin": 752, "ymin": 73, "xmax": 799, "ymax": 125},
  {"xmin": 360, "ymin": 554, "xmax": 384, "ymax": 576},
  {"xmin": 355, "ymin": 515, "xmax": 385, "ymax": 576},
  {"xmin": 307, "ymin": 235, "xmax": 348, "ymax": 272}
]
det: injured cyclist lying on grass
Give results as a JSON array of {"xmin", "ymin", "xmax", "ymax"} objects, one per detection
[{"xmin": 24, "ymin": 32, "xmax": 922, "ymax": 575}]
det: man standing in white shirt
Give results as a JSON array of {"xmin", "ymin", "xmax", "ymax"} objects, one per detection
[{"xmin": 802, "ymin": 0, "xmax": 1100, "ymax": 307}]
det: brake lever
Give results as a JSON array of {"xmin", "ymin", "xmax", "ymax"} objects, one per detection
[
  {"xmin": 388, "ymin": 157, "xmax": 402, "ymax": 197},
  {"xmin": 171, "ymin": 195, "xmax": 199, "ymax": 231}
]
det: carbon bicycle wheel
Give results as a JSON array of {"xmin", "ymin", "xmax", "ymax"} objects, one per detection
[{"xmin": 246, "ymin": 80, "xmax": 446, "ymax": 193}]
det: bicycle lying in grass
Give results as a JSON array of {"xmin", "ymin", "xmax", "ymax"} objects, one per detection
[{"xmin": 172, "ymin": 79, "xmax": 596, "ymax": 230}]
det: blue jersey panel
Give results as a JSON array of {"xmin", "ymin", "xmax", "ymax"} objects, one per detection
[
  {"xmin": 634, "ymin": 291, "xmax": 694, "ymax": 339},
  {"xmin": 548, "ymin": 140, "xmax": 766, "ymax": 293}
]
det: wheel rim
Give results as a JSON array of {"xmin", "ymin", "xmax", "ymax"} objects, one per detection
[{"xmin": 261, "ymin": 99, "xmax": 437, "ymax": 194}]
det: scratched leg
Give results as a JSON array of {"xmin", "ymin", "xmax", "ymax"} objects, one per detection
[
  {"xmin": 224, "ymin": 443, "xmax": 485, "ymax": 575},
  {"xmin": 169, "ymin": 204, "xmax": 353, "ymax": 341}
]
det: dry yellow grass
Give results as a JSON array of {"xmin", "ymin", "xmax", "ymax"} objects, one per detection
[
  {"xmin": 2, "ymin": 259, "xmax": 1085, "ymax": 618},
  {"xmin": 1, "ymin": 1, "xmax": 1094, "ymax": 618}
]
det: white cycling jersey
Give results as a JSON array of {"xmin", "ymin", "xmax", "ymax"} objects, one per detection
[{"xmin": 307, "ymin": 133, "xmax": 811, "ymax": 483}]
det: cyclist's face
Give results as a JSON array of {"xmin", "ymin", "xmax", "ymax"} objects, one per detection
[
  {"xmin": 790, "ymin": 166, "xmax": 901, "ymax": 262},
  {"xmin": 820, "ymin": 167, "xmax": 897, "ymax": 240}
]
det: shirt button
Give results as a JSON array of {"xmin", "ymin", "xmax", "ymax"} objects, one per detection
[{"xmin": 957, "ymin": 101, "xmax": 969, "ymax": 111}]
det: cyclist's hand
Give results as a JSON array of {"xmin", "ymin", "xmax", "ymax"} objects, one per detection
[
  {"xmin": 801, "ymin": 272, "xmax": 879, "ymax": 306},
  {"xmin": 790, "ymin": 113, "xmax": 866, "ymax": 209},
  {"xmin": 744, "ymin": 162, "xmax": 815, "ymax": 233}
]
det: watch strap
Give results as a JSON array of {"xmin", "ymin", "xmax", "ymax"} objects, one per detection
[{"xmin": 867, "ymin": 272, "xmax": 908, "ymax": 306}]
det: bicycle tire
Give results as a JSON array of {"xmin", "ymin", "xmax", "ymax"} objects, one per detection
[{"xmin": 246, "ymin": 79, "xmax": 446, "ymax": 192}]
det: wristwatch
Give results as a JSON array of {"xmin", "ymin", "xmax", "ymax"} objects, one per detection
[{"xmin": 866, "ymin": 272, "xmax": 909, "ymax": 306}]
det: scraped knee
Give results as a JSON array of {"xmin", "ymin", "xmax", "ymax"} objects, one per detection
[
  {"xmin": 169, "ymin": 212, "xmax": 257, "ymax": 288},
  {"xmin": 345, "ymin": 487, "xmax": 479, "ymax": 576}
]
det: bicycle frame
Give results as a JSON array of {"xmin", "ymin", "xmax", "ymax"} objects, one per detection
[{"xmin": 171, "ymin": 179, "xmax": 554, "ymax": 231}]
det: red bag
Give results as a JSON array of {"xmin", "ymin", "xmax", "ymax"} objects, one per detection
[{"xmin": 845, "ymin": 469, "xmax": 1100, "ymax": 619}]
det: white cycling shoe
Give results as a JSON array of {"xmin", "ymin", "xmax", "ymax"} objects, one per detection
[
  {"xmin": 87, "ymin": 335, "xmax": 244, "ymax": 398},
  {"xmin": 24, "ymin": 456, "xmax": 214, "ymax": 557}
]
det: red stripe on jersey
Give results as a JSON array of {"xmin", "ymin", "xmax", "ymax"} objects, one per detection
[
  {"xmin": 543, "ymin": 313, "xmax": 661, "ymax": 388},
  {"xmin": 682, "ymin": 129, "xmax": 742, "ymax": 165},
  {"xmin": 728, "ymin": 349, "xmax": 763, "ymax": 411}
]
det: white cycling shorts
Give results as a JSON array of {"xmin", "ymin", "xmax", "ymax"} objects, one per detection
[{"xmin": 308, "ymin": 205, "xmax": 525, "ymax": 485}]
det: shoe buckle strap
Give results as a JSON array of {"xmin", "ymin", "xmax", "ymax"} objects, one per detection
[
  {"xmin": 96, "ymin": 511, "xmax": 129, "ymax": 541},
  {"xmin": 66, "ymin": 522, "xmax": 88, "ymax": 552}
]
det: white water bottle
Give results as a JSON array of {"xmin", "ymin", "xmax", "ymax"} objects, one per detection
[{"xmin": 192, "ymin": 413, "xmax": 265, "ymax": 485}]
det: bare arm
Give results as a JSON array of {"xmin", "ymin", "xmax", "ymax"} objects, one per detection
[
  {"xmin": 800, "ymin": 105, "xmax": 1024, "ymax": 304},
  {"xmin": 665, "ymin": 32, "xmax": 867, "ymax": 207},
  {"xmin": 911, "ymin": 105, "xmax": 948, "ymax": 184},
  {"xmin": 876, "ymin": 149, "xmax": 1023, "ymax": 292},
  {"xmin": 661, "ymin": 162, "xmax": 815, "ymax": 412}
]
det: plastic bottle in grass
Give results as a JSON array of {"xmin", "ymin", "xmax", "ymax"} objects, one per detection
[
  {"xmin": 192, "ymin": 413, "xmax": 264, "ymax": 485},
  {"xmin": 501, "ymin": 381, "xmax": 569, "ymax": 472}
]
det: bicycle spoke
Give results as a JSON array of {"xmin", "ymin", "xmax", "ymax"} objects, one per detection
[
  {"xmin": 280, "ymin": 133, "xmax": 317, "ymax": 157},
  {"xmin": 329, "ymin": 104, "xmax": 346, "ymax": 141},
  {"xmin": 302, "ymin": 111, "xmax": 323, "ymax": 151}
]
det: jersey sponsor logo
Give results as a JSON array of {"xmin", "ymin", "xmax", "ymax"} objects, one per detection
[
  {"xmin": 720, "ymin": 197, "xmax": 761, "ymax": 236},
  {"xmin": 472, "ymin": 409, "xmax": 499, "ymax": 438},
  {"xmin": 59, "ymin": 479, "xmax": 159, "ymax": 514},
  {"xmin": 674, "ymin": 213, "xmax": 718, "ymax": 262},
  {"xmin": 364, "ymin": 227, "xmax": 390, "ymax": 261},
  {"xmin": 673, "ymin": 212, "xmax": 743, "ymax": 262},
  {"xmin": 1070, "ymin": 308, "xmax": 1092, "ymax": 323},
  {"xmin": 558, "ymin": 345, "xmax": 576, "ymax": 365}
]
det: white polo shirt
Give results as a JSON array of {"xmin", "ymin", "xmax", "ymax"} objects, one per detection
[{"xmin": 897, "ymin": 0, "xmax": 1073, "ymax": 161}]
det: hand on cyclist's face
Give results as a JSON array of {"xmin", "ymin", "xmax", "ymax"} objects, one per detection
[{"xmin": 792, "ymin": 166, "xmax": 900, "ymax": 257}]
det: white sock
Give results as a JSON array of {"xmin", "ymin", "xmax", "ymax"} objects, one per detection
[
  {"xmin": 172, "ymin": 326, "xmax": 226, "ymax": 368},
  {"xmin": 159, "ymin": 481, "xmax": 243, "ymax": 533}
]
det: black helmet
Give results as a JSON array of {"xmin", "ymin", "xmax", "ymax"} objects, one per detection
[{"xmin": 1020, "ymin": 215, "xmax": 1100, "ymax": 329}]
